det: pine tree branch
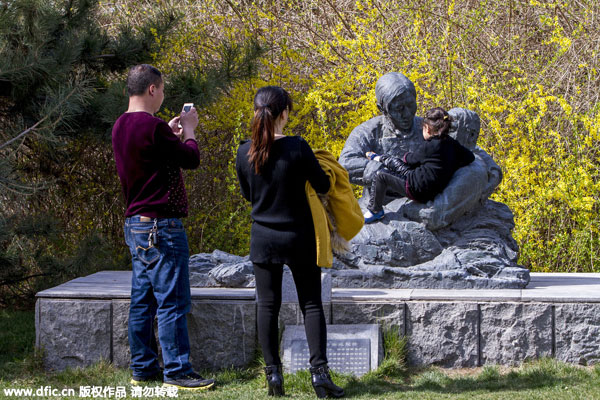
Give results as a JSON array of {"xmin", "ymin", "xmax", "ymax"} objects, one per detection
[
  {"xmin": 0, "ymin": 178, "xmax": 43, "ymax": 195},
  {"xmin": 0, "ymin": 86, "xmax": 78, "ymax": 151},
  {"xmin": 0, "ymin": 272, "xmax": 52, "ymax": 287},
  {"xmin": 0, "ymin": 63, "xmax": 37, "ymax": 81}
]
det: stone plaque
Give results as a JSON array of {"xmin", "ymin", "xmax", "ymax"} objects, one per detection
[
  {"xmin": 290, "ymin": 338, "xmax": 371, "ymax": 376},
  {"xmin": 282, "ymin": 324, "xmax": 381, "ymax": 376}
]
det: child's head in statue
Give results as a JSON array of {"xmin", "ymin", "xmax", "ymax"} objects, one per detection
[{"xmin": 448, "ymin": 108, "xmax": 480, "ymax": 150}]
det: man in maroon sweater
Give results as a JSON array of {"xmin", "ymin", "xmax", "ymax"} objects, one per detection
[{"xmin": 112, "ymin": 64, "xmax": 214, "ymax": 390}]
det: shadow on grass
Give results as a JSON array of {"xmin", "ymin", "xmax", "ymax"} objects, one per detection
[
  {"xmin": 405, "ymin": 360, "xmax": 593, "ymax": 395},
  {"xmin": 326, "ymin": 359, "xmax": 599, "ymax": 398},
  {"xmin": 342, "ymin": 376, "xmax": 407, "ymax": 397}
]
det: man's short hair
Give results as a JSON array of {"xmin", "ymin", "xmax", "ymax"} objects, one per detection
[{"xmin": 126, "ymin": 64, "xmax": 163, "ymax": 97}]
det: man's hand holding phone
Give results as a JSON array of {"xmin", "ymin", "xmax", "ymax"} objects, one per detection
[{"xmin": 170, "ymin": 103, "xmax": 197, "ymax": 141}]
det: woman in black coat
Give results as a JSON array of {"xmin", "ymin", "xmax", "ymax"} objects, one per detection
[{"xmin": 236, "ymin": 86, "xmax": 344, "ymax": 398}]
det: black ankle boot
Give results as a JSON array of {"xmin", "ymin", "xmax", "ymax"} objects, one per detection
[
  {"xmin": 264, "ymin": 365, "xmax": 284, "ymax": 396},
  {"xmin": 309, "ymin": 365, "xmax": 344, "ymax": 398}
]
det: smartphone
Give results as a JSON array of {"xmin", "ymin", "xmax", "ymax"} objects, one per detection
[{"xmin": 178, "ymin": 103, "xmax": 194, "ymax": 129}]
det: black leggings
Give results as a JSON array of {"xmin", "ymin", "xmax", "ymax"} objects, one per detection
[
  {"xmin": 368, "ymin": 168, "xmax": 408, "ymax": 213},
  {"xmin": 253, "ymin": 262, "xmax": 327, "ymax": 368}
]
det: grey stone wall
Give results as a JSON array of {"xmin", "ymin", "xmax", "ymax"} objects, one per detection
[
  {"xmin": 405, "ymin": 302, "xmax": 479, "ymax": 368},
  {"xmin": 329, "ymin": 300, "xmax": 600, "ymax": 368},
  {"xmin": 111, "ymin": 300, "xmax": 132, "ymax": 368},
  {"xmin": 555, "ymin": 304, "xmax": 600, "ymax": 365},
  {"xmin": 35, "ymin": 272, "xmax": 600, "ymax": 371},
  {"xmin": 332, "ymin": 302, "xmax": 404, "ymax": 332},
  {"xmin": 36, "ymin": 295, "xmax": 257, "ymax": 372},
  {"xmin": 187, "ymin": 301, "xmax": 256, "ymax": 369},
  {"xmin": 36, "ymin": 299, "xmax": 112, "ymax": 371},
  {"xmin": 480, "ymin": 303, "xmax": 553, "ymax": 365}
]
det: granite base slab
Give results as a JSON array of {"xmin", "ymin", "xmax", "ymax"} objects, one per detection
[{"xmin": 35, "ymin": 272, "xmax": 600, "ymax": 370}]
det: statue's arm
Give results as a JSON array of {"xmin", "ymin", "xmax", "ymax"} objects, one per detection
[
  {"xmin": 401, "ymin": 158, "xmax": 489, "ymax": 230},
  {"xmin": 474, "ymin": 147, "xmax": 503, "ymax": 198},
  {"xmin": 456, "ymin": 142, "xmax": 476, "ymax": 167},
  {"xmin": 338, "ymin": 127, "xmax": 381, "ymax": 186}
]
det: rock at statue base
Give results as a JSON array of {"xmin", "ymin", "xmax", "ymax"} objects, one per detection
[
  {"xmin": 333, "ymin": 198, "xmax": 529, "ymax": 289},
  {"xmin": 189, "ymin": 250, "xmax": 254, "ymax": 288},
  {"xmin": 188, "ymin": 199, "xmax": 530, "ymax": 290}
]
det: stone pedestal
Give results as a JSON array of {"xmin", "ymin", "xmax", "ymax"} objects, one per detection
[
  {"xmin": 36, "ymin": 272, "xmax": 600, "ymax": 370},
  {"xmin": 36, "ymin": 272, "xmax": 256, "ymax": 371}
]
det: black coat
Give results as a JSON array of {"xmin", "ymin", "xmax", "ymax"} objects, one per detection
[
  {"xmin": 236, "ymin": 136, "xmax": 330, "ymax": 264},
  {"xmin": 379, "ymin": 136, "xmax": 474, "ymax": 202}
]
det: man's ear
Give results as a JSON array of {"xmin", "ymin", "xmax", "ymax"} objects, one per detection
[{"xmin": 148, "ymin": 84, "xmax": 156, "ymax": 96}]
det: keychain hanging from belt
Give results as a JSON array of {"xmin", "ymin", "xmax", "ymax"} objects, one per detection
[{"xmin": 148, "ymin": 218, "xmax": 159, "ymax": 248}]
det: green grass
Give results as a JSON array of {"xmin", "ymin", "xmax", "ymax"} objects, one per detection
[{"xmin": 2, "ymin": 310, "xmax": 600, "ymax": 399}]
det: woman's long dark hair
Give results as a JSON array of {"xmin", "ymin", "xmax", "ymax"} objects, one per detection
[{"xmin": 248, "ymin": 86, "xmax": 293, "ymax": 174}]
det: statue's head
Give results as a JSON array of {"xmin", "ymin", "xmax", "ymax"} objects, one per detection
[
  {"xmin": 448, "ymin": 108, "xmax": 480, "ymax": 150},
  {"xmin": 375, "ymin": 72, "xmax": 417, "ymax": 133}
]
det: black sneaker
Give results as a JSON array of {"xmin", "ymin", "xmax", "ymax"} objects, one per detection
[
  {"xmin": 163, "ymin": 371, "xmax": 215, "ymax": 391},
  {"xmin": 130, "ymin": 370, "xmax": 163, "ymax": 385}
]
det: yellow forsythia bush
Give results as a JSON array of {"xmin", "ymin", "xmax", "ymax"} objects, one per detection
[{"xmin": 105, "ymin": 0, "xmax": 600, "ymax": 271}]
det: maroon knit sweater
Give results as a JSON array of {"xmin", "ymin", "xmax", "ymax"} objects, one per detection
[{"xmin": 112, "ymin": 112, "xmax": 200, "ymax": 218}]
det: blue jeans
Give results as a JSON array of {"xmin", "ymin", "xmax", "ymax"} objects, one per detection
[{"xmin": 124, "ymin": 216, "xmax": 193, "ymax": 379}]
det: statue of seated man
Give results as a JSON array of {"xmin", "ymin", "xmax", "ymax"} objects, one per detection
[{"xmin": 339, "ymin": 72, "xmax": 502, "ymax": 230}]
